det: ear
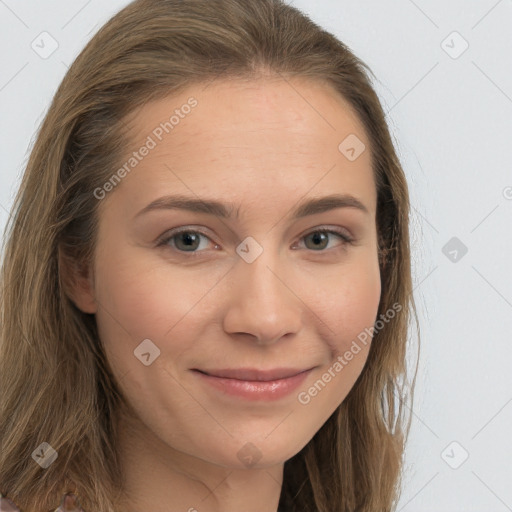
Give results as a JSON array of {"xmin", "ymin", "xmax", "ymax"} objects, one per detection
[{"xmin": 58, "ymin": 247, "xmax": 98, "ymax": 314}]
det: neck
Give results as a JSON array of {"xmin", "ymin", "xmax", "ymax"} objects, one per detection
[{"xmin": 113, "ymin": 408, "xmax": 284, "ymax": 512}]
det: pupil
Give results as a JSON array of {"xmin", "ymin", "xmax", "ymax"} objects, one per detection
[
  {"xmin": 179, "ymin": 232, "xmax": 199, "ymax": 250},
  {"xmin": 310, "ymin": 232, "xmax": 327, "ymax": 249}
]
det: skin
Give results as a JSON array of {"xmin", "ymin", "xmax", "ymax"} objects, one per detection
[{"xmin": 70, "ymin": 77, "xmax": 381, "ymax": 512}]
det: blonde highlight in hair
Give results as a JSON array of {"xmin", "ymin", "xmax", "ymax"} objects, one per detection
[{"xmin": 0, "ymin": 0, "xmax": 420, "ymax": 510}]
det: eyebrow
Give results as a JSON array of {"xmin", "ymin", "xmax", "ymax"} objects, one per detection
[{"xmin": 134, "ymin": 193, "xmax": 370, "ymax": 220}]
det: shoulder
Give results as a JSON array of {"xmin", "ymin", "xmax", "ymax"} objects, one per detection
[
  {"xmin": 1, "ymin": 492, "xmax": 84, "ymax": 511},
  {"xmin": 0, "ymin": 493, "xmax": 20, "ymax": 511}
]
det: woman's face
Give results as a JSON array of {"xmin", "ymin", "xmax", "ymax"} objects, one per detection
[{"xmin": 79, "ymin": 77, "xmax": 381, "ymax": 469}]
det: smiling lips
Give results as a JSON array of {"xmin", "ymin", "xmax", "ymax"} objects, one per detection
[
  {"xmin": 195, "ymin": 367, "xmax": 311, "ymax": 381},
  {"xmin": 191, "ymin": 367, "xmax": 314, "ymax": 400}
]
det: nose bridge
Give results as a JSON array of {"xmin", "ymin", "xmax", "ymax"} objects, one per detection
[{"xmin": 240, "ymin": 244, "xmax": 284, "ymax": 308}]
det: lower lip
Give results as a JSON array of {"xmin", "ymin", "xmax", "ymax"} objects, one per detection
[{"xmin": 192, "ymin": 369, "xmax": 313, "ymax": 401}]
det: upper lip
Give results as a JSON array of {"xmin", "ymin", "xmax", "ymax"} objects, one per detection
[{"xmin": 192, "ymin": 367, "xmax": 313, "ymax": 381}]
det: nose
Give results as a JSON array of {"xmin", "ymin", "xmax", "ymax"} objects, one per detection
[{"xmin": 222, "ymin": 244, "xmax": 303, "ymax": 345}]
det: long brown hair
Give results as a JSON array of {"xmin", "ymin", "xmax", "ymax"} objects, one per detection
[{"xmin": 0, "ymin": 0, "xmax": 420, "ymax": 510}]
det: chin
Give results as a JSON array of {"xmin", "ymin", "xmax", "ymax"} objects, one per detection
[{"xmin": 201, "ymin": 433, "xmax": 309, "ymax": 470}]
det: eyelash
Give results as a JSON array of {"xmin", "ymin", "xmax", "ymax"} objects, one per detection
[{"xmin": 156, "ymin": 226, "xmax": 355, "ymax": 256}]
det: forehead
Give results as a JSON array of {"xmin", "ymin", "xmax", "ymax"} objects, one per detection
[{"xmin": 117, "ymin": 77, "xmax": 376, "ymax": 217}]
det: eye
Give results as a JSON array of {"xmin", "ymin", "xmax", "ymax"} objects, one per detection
[
  {"xmin": 156, "ymin": 228, "xmax": 216, "ymax": 255},
  {"xmin": 156, "ymin": 226, "xmax": 354, "ymax": 256},
  {"xmin": 295, "ymin": 228, "xmax": 354, "ymax": 252}
]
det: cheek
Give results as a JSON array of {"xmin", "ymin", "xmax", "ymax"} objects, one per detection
[
  {"xmin": 93, "ymin": 235, "xmax": 381, "ymax": 377},
  {"xmin": 316, "ymin": 253, "xmax": 381, "ymax": 353},
  {"xmin": 297, "ymin": 261, "xmax": 381, "ymax": 410},
  {"xmin": 92, "ymin": 246, "xmax": 215, "ymax": 375},
  {"xmin": 94, "ymin": 264, "xmax": 179, "ymax": 342}
]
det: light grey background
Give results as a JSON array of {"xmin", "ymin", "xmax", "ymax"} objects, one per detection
[{"xmin": 1, "ymin": 1, "xmax": 511, "ymax": 510}]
